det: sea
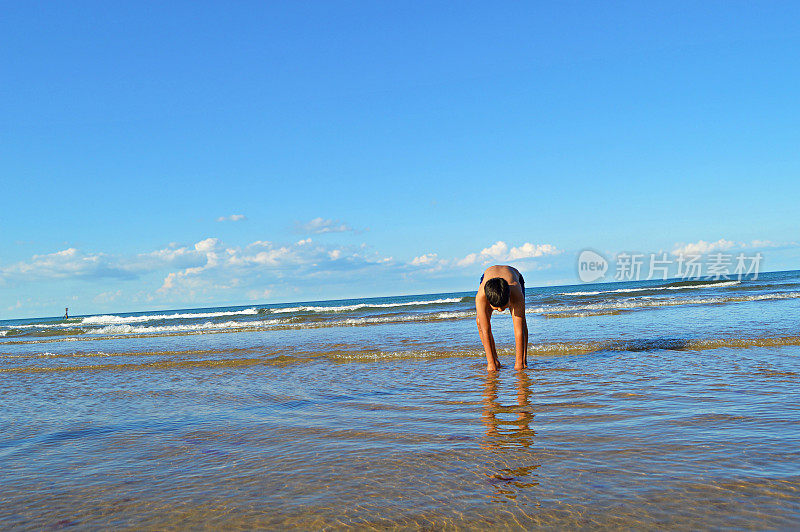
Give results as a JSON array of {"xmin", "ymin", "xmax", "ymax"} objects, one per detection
[{"xmin": 2, "ymin": 270, "xmax": 799, "ymax": 529}]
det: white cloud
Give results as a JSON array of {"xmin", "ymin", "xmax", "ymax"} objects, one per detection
[
  {"xmin": 0, "ymin": 248, "xmax": 136, "ymax": 280},
  {"xmin": 508, "ymin": 243, "xmax": 560, "ymax": 260},
  {"xmin": 236, "ymin": 247, "xmax": 294, "ymax": 267},
  {"xmin": 216, "ymin": 214, "xmax": 247, "ymax": 222},
  {"xmin": 3, "ymin": 236, "xmax": 570, "ymax": 308},
  {"xmin": 672, "ymin": 239, "xmax": 736, "ymax": 256},
  {"xmin": 194, "ymin": 238, "xmax": 219, "ymax": 253},
  {"xmin": 671, "ymin": 238, "xmax": 797, "ymax": 256},
  {"xmin": 456, "ymin": 253, "xmax": 479, "ymax": 267},
  {"xmin": 155, "ymin": 237, "xmax": 392, "ymax": 295},
  {"xmin": 146, "ymin": 245, "xmax": 194, "ymax": 264},
  {"xmin": 411, "ymin": 253, "xmax": 439, "ymax": 266},
  {"xmin": 409, "ymin": 253, "xmax": 450, "ymax": 273},
  {"xmin": 298, "ymin": 217, "xmax": 353, "ymax": 234},
  {"xmin": 455, "ymin": 241, "xmax": 562, "ymax": 267},
  {"xmin": 749, "ymin": 239, "xmax": 795, "ymax": 249},
  {"xmin": 481, "ymin": 241, "xmax": 509, "ymax": 260},
  {"xmin": 1, "ymin": 235, "xmax": 394, "ymax": 304}
]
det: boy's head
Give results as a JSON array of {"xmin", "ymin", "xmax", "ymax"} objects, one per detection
[{"xmin": 484, "ymin": 277, "xmax": 510, "ymax": 309}]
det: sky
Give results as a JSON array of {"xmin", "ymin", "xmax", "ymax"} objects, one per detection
[{"xmin": 2, "ymin": 1, "xmax": 800, "ymax": 319}]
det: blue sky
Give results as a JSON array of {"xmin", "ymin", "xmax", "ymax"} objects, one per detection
[{"xmin": 2, "ymin": 1, "xmax": 799, "ymax": 318}]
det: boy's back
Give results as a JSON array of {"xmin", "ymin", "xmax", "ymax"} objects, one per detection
[{"xmin": 475, "ymin": 264, "xmax": 528, "ymax": 371}]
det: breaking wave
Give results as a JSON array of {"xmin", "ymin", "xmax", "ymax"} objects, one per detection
[
  {"xmin": 267, "ymin": 298, "xmax": 463, "ymax": 314},
  {"xmin": 561, "ymin": 280, "xmax": 740, "ymax": 297},
  {"xmin": 535, "ymin": 291, "xmax": 800, "ymax": 316},
  {"xmin": 81, "ymin": 308, "xmax": 259, "ymax": 325},
  {"xmin": 87, "ymin": 311, "xmax": 475, "ymax": 337}
]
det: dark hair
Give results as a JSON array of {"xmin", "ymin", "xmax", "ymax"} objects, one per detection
[{"xmin": 484, "ymin": 277, "xmax": 509, "ymax": 307}]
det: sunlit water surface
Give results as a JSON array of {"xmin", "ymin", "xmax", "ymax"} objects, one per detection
[{"xmin": 2, "ymin": 272, "xmax": 799, "ymax": 529}]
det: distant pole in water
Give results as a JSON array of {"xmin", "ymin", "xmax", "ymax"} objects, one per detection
[{"xmin": 65, "ymin": 307, "xmax": 68, "ymax": 319}]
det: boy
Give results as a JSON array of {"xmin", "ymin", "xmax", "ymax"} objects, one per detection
[{"xmin": 475, "ymin": 265, "xmax": 528, "ymax": 371}]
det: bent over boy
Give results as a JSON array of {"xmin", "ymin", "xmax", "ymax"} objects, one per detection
[{"xmin": 475, "ymin": 265, "xmax": 528, "ymax": 371}]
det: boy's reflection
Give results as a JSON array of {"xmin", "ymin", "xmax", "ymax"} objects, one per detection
[{"xmin": 481, "ymin": 371, "xmax": 538, "ymax": 499}]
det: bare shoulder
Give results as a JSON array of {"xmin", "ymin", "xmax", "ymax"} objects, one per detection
[
  {"xmin": 510, "ymin": 290, "xmax": 526, "ymax": 313},
  {"xmin": 475, "ymin": 287, "xmax": 487, "ymax": 307},
  {"xmin": 475, "ymin": 288, "xmax": 492, "ymax": 322}
]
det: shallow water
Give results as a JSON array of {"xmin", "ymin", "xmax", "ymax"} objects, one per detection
[{"xmin": 2, "ymin": 272, "xmax": 800, "ymax": 529}]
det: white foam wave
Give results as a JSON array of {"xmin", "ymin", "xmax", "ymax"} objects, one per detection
[
  {"xmin": 89, "ymin": 310, "xmax": 475, "ymax": 336},
  {"xmin": 94, "ymin": 318, "xmax": 286, "ymax": 335},
  {"xmin": 82, "ymin": 308, "xmax": 258, "ymax": 325},
  {"xmin": 534, "ymin": 291, "xmax": 800, "ymax": 315},
  {"xmin": 1, "ymin": 323, "xmax": 72, "ymax": 330},
  {"xmin": 561, "ymin": 281, "xmax": 740, "ymax": 296},
  {"xmin": 268, "ymin": 298, "xmax": 463, "ymax": 314},
  {"xmin": 334, "ymin": 310, "xmax": 473, "ymax": 326}
]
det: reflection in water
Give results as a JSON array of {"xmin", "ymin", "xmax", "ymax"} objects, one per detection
[
  {"xmin": 481, "ymin": 371, "xmax": 539, "ymax": 500},
  {"xmin": 481, "ymin": 372, "xmax": 535, "ymax": 450}
]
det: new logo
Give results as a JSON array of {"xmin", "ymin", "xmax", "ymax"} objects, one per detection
[{"xmin": 577, "ymin": 250, "xmax": 608, "ymax": 283}]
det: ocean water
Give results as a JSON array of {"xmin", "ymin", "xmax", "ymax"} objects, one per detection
[{"xmin": 2, "ymin": 271, "xmax": 799, "ymax": 529}]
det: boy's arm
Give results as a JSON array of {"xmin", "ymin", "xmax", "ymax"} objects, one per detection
[
  {"xmin": 476, "ymin": 298, "xmax": 500, "ymax": 371},
  {"xmin": 511, "ymin": 295, "xmax": 528, "ymax": 370}
]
